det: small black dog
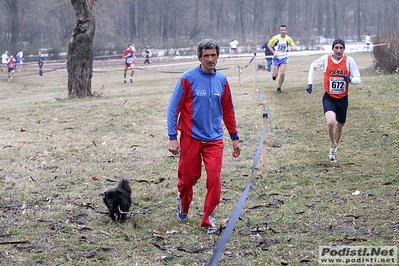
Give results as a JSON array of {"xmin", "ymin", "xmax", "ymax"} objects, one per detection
[{"xmin": 103, "ymin": 178, "xmax": 132, "ymax": 222}]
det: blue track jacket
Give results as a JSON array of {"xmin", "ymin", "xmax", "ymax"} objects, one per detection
[{"xmin": 167, "ymin": 65, "xmax": 239, "ymax": 141}]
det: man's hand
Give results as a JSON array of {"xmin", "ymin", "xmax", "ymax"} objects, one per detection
[
  {"xmin": 343, "ymin": 75, "xmax": 351, "ymax": 83},
  {"xmin": 232, "ymin": 140, "xmax": 241, "ymax": 158},
  {"xmin": 168, "ymin": 139, "xmax": 180, "ymax": 155},
  {"xmin": 306, "ymin": 84, "xmax": 312, "ymax": 94}
]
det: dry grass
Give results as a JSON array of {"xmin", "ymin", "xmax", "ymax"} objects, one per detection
[{"xmin": 0, "ymin": 52, "xmax": 398, "ymax": 266}]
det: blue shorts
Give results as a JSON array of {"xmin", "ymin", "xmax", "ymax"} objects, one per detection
[
  {"xmin": 273, "ymin": 57, "xmax": 288, "ymax": 66},
  {"xmin": 322, "ymin": 93, "xmax": 348, "ymax": 124}
]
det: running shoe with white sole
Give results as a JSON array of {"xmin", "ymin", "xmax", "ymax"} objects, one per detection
[{"xmin": 329, "ymin": 146, "xmax": 338, "ymax": 163}]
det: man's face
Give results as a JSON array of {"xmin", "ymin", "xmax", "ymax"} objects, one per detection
[
  {"xmin": 198, "ymin": 48, "xmax": 218, "ymax": 73},
  {"xmin": 332, "ymin": 44, "xmax": 345, "ymax": 60},
  {"xmin": 279, "ymin": 27, "xmax": 287, "ymax": 37}
]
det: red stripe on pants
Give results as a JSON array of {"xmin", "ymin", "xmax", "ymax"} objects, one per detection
[{"xmin": 178, "ymin": 132, "xmax": 224, "ymax": 228}]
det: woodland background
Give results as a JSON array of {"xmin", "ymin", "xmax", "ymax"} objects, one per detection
[
  {"xmin": 1, "ymin": 1, "xmax": 399, "ymax": 265},
  {"xmin": 1, "ymin": 0, "xmax": 399, "ymax": 59}
]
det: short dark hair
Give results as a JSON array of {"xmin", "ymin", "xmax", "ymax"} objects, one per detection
[
  {"xmin": 197, "ymin": 39, "xmax": 220, "ymax": 57},
  {"xmin": 280, "ymin": 24, "xmax": 287, "ymax": 29}
]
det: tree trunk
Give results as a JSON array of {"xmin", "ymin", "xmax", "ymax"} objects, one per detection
[
  {"xmin": 333, "ymin": 0, "xmax": 339, "ymax": 38},
  {"xmin": 3, "ymin": 0, "xmax": 19, "ymax": 52},
  {"xmin": 67, "ymin": 0, "xmax": 96, "ymax": 98}
]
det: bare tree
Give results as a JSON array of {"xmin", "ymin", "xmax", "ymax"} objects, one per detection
[
  {"xmin": 237, "ymin": 0, "xmax": 246, "ymax": 41},
  {"xmin": 271, "ymin": 0, "xmax": 287, "ymax": 31},
  {"xmin": 2, "ymin": 0, "xmax": 20, "ymax": 53},
  {"xmin": 332, "ymin": 0, "xmax": 339, "ymax": 38},
  {"xmin": 67, "ymin": 0, "xmax": 97, "ymax": 98}
]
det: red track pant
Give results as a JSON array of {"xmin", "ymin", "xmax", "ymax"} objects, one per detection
[{"xmin": 177, "ymin": 132, "xmax": 224, "ymax": 228}]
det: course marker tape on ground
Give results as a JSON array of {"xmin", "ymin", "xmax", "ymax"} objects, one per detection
[{"xmin": 208, "ymin": 54, "xmax": 269, "ymax": 265}]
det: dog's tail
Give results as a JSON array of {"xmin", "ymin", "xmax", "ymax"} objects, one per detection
[{"xmin": 118, "ymin": 178, "xmax": 132, "ymax": 194}]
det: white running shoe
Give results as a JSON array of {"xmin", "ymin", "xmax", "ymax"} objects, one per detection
[{"xmin": 329, "ymin": 146, "xmax": 338, "ymax": 163}]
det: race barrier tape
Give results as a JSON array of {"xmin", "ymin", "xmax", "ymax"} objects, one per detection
[{"xmin": 208, "ymin": 53, "xmax": 269, "ymax": 265}]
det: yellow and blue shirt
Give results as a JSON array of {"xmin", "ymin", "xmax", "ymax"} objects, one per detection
[{"xmin": 268, "ymin": 35, "xmax": 296, "ymax": 59}]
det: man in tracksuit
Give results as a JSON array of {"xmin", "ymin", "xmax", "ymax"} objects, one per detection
[{"xmin": 167, "ymin": 39, "xmax": 241, "ymax": 234}]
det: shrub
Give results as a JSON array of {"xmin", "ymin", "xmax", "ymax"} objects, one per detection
[{"xmin": 372, "ymin": 32, "xmax": 399, "ymax": 74}]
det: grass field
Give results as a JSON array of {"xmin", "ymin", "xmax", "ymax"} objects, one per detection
[{"xmin": 0, "ymin": 52, "xmax": 398, "ymax": 266}]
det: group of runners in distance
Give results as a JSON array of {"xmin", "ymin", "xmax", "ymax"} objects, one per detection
[
  {"xmin": 0, "ymin": 44, "xmax": 140, "ymax": 83},
  {"xmin": 1, "ymin": 49, "xmax": 25, "ymax": 81},
  {"xmin": 1, "ymin": 44, "xmax": 141, "ymax": 83}
]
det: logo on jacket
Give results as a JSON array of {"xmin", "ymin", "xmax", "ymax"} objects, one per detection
[{"xmin": 196, "ymin": 90, "xmax": 207, "ymax": 96}]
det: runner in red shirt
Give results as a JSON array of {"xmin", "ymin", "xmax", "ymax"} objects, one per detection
[
  {"xmin": 7, "ymin": 55, "xmax": 15, "ymax": 81},
  {"xmin": 122, "ymin": 44, "xmax": 136, "ymax": 83}
]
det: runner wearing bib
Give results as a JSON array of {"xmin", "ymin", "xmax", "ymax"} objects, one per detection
[
  {"xmin": 305, "ymin": 38, "xmax": 361, "ymax": 163},
  {"xmin": 267, "ymin": 25, "xmax": 296, "ymax": 93},
  {"xmin": 122, "ymin": 44, "xmax": 136, "ymax": 83}
]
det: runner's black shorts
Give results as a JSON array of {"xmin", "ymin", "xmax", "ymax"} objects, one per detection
[{"xmin": 322, "ymin": 93, "xmax": 348, "ymax": 124}]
